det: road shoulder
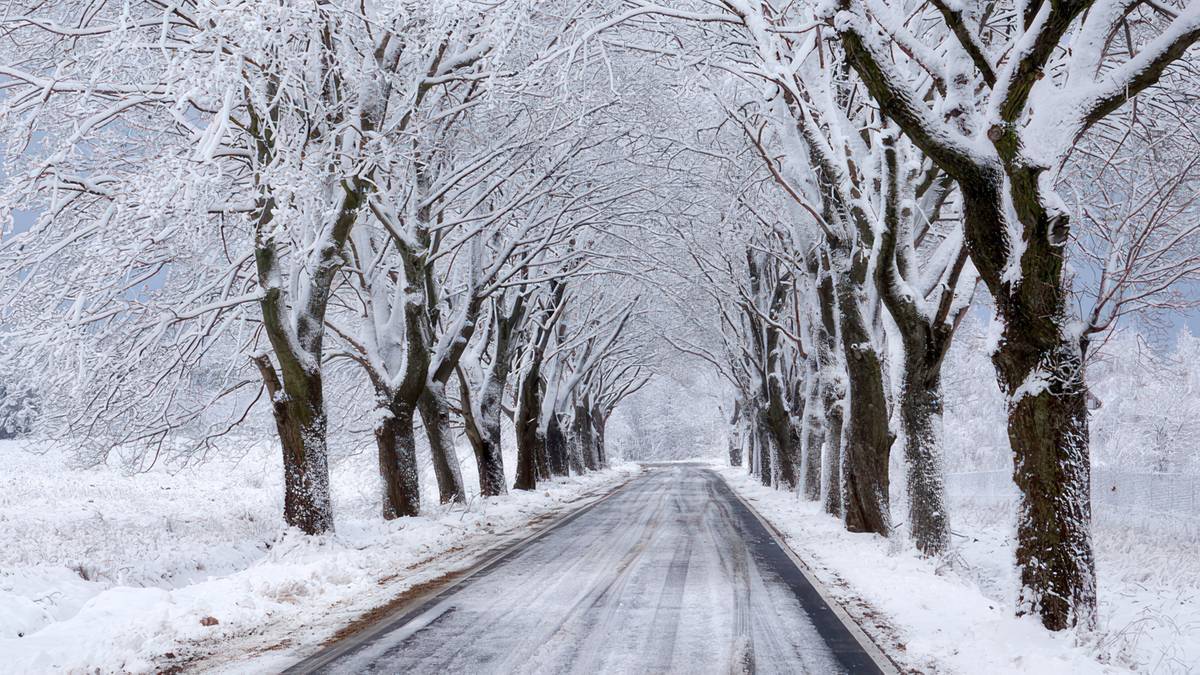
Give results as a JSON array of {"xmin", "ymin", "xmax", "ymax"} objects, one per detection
[{"xmin": 709, "ymin": 469, "xmax": 902, "ymax": 674}]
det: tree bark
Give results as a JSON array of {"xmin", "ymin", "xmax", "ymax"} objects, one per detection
[
  {"xmin": 813, "ymin": 255, "xmax": 845, "ymax": 516},
  {"xmin": 417, "ymin": 385, "xmax": 466, "ymax": 504},
  {"xmin": 799, "ymin": 359, "xmax": 822, "ymax": 500},
  {"xmin": 514, "ymin": 363, "xmax": 543, "ymax": 491},
  {"xmin": 728, "ymin": 399, "xmax": 744, "ymax": 468},
  {"xmin": 376, "ymin": 400, "xmax": 421, "ymax": 519},
  {"xmin": 566, "ymin": 415, "xmax": 586, "ymax": 474},
  {"xmin": 255, "ymin": 358, "xmax": 334, "ymax": 535},
  {"xmin": 822, "ymin": 395, "xmax": 844, "ymax": 517},
  {"xmin": 468, "ymin": 377, "xmax": 509, "ymax": 498},
  {"xmin": 575, "ymin": 404, "xmax": 599, "ymax": 471},
  {"xmin": 765, "ymin": 369, "xmax": 799, "ymax": 489},
  {"xmin": 593, "ymin": 414, "xmax": 608, "ymax": 468},
  {"xmin": 992, "ymin": 299, "xmax": 1096, "ymax": 630},
  {"xmin": 756, "ymin": 406, "xmax": 773, "ymax": 487},
  {"xmin": 898, "ymin": 357, "xmax": 951, "ymax": 556},
  {"xmin": 835, "ymin": 253, "xmax": 893, "ymax": 536},
  {"xmin": 546, "ymin": 414, "xmax": 570, "ymax": 476}
]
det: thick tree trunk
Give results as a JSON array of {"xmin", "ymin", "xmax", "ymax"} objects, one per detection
[
  {"xmin": 473, "ymin": 384, "xmax": 509, "ymax": 498},
  {"xmin": 766, "ymin": 376, "xmax": 799, "ymax": 490},
  {"xmin": 417, "ymin": 385, "xmax": 466, "ymax": 504},
  {"xmin": 376, "ymin": 401, "xmax": 421, "ymax": 518},
  {"xmin": 514, "ymin": 366, "xmax": 542, "ymax": 491},
  {"xmin": 575, "ymin": 405, "xmax": 599, "ymax": 471},
  {"xmin": 546, "ymin": 414, "xmax": 570, "ymax": 476},
  {"xmin": 514, "ymin": 422, "xmax": 542, "ymax": 491},
  {"xmin": 272, "ymin": 382, "xmax": 334, "ymax": 535},
  {"xmin": 460, "ymin": 376, "xmax": 508, "ymax": 498},
  {"xmin": 822, "ymin": 396, "xmax": 844, "ymax": 517},
  {"xmin": 899, "ymin": 357, "xmax": 951, "ymax": 556},
  {"xmin": 798, "ymin": 359, "xmax": 822, "ymax": 499},
  {"xmin": 756, "ymin": 407, "xmax": 773, "ymax": 487},
  {"xmin": 997, "ymin": 329, "xmax": 1096, "ymax": 630},
  {"xmin": 961, "ymin": 176, "xmax": 1096, "ymax": 629},
  {"xmin": 835, "ymin": 264, "xmax": 893, "ymax": 536},
  {"xmin": 728, "ymin": 399, "xmax": 744, "ymax": 467},
  {"xmin": 567, "ymin": 423, "xmax": 586, "ymax": 474},
  {"xmin": 593, "ymin": 417, "xmax": 608, "ymax": 468},
  {"xmin": 811, "ymin": 252, "xmax": 845, "ymax": 516},
  {"xmin": 747, "ymin": 416, "xmax": 759, "ymax": 477},
  {"xmin": 254, "ymin": 356, "xmax": 334, "ymax": 535},
  {"xmin": 800, "ymin": 377, "xmax": 824, "ymax": 500}
]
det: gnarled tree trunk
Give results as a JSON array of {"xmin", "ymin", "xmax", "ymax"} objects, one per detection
[
  {"xmin": 376, "ymin": 400, "xmax": 421, "ymax": 518},
  {"xmin": 834, "ymin": 250, "xmax": 893, "ymax": 536},
  {"xmin": 465, "ymin": 375, "xmax": 508, "ymax": 498},
  {"xmin": 255, "ymin": 356, "xmax": 334, "ymax": 535}
]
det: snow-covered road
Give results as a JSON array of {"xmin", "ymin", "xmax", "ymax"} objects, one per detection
[{"xmin": 290, "ymin": 464, "xmax": 887, "ymax": 674}]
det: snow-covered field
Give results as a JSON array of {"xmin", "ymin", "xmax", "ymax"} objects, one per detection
[
  {"xmin": 717, "ymin": 466, "xmax": 1200, "ymax": 674},
  {"xmin": 0, "ymin": 440, "xmax": 637, "ymax": 673}
]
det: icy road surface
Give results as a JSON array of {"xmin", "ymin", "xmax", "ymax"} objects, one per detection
[{"xmin": 291, "ymin": 464, "xmax": 884, "ymax": 674}]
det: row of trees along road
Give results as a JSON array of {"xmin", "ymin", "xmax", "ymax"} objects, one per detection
[
  {"xmin": 609, "ymin": 0, "xmax": 1200, "ymax": 634},
  {"xmin": 2, "ymin": 0, "xmax": 1200, "ymax": 638},
  {"xmin": 0, "ymin": 3, "xmax": 649, "ymax": 535}
]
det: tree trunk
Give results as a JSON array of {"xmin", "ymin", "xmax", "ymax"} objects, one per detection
[
  {"xmin": 765, "ymin": 374, "xmax": 799, "ymax": 490},
  {"xmin": 747, "ymin": 415, "xmax": 759, "ymax": 477},
  {"xmin": 835, "ymin": 262, "xmax": 893, "ymax": 536},
  {"xmin": 800, "ymin": 367, "xmax": 824, "ymax": 501},
  {"xmin": 593, "ymin": 416, "xmax": 608, "ymax": 468},
  {"xmin": 272, "ymin": 381, "xmax": 334, "ymax": 535},
  {"xmin": 567, "ymin": 418, "xmax": 586, "ymax": 474},
  {"xmin": 996, "ymin": 327, "xmax": 1096, "ymax": 630},
  {"xmin": 376, "ymin": 400, "xmax": 421, "ymax": 519},
  {"xmin": 546, "ymin": 414, "xmax": 570, "ymax": 476},
  {"xmin": 756, "ymin": 407, "xmax": 773, "ymax": 487},
  {"xmin": 961, "ymin": 172, "xmax": 1096, "ymax": 629},
  {"xmin": 254, "ymin": 356, "xmax": 334, "ymax": 535},
  {"xmin": 514, "ymin": 366, "xmax": 542, "ymax": 491},
  {"xmin": 822, "ymin": 395, "xmax": 844, "ymax": 517},
  {"xmin": 472, "ymin": 379, "xmax": 509, "ymax": 498},
  {"xmin": 899, "ymin": 356, "xmax": 951, "ymax": 556},
  {"xmin": 812, "ymin": 252, "xmax": 845, "ymax": 517},
  {"xmin": 728, "ymin": 399, "xmax": 744, "ymax": 467},
  {"xmin": 573, "ymin": 406, "xmax": 597, "ymax": 472},
  {"xmin": 417, "ymin": 385, "xmax": 466, "ymax": 504}
]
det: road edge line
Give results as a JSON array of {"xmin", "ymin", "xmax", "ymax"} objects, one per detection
[{"xmin": 719, "ymin": 474, "xmax": 904, "ymax": 675}]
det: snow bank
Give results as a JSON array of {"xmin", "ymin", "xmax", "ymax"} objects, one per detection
[
  {"xmin": 716, "ymin": 466, "xmax": 1200, "ymax": 674},
  {"xmin": 0, "ymin": 440, "xmax": 637, "ymax": 673}
]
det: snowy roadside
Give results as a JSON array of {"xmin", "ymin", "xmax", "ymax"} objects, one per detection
[
  {"xmin": 715, "ymin": 465, "xmax": 1200, "ymax": 675},
  {"xmin": 0, "ymin": 440, "xmax": 639, "ymax": 673}
]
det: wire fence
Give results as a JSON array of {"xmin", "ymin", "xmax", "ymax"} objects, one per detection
[{"xmin": 946, "ymin": 469, "xmax": 1200, "ymax": 521}]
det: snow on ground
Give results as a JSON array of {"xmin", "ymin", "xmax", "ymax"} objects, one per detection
[
  {"xmin": 716, "ymin": 466, "xmax": 1200, "ymax": 675},
  {"xmin": 0, "ymin": 439, "xmax": 638, "ymax": 673}
]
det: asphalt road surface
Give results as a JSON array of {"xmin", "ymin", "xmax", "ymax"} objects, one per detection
[{"xmin": 290, "ymin": 464, "xmax": 887, "ymax": 674}]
